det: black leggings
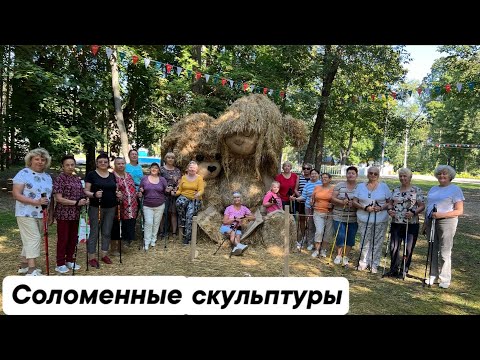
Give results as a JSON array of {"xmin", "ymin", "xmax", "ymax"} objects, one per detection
[{"xmin": 389, "ymin": 222, "xmax": 419, "ymax": 272}]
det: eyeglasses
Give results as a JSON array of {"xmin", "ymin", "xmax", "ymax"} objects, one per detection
[
  {"xmin": 368, "ymin": 172, "xmax": 379, "ymax": 176},
  {"xmin": 302, "ymin": 167, "xmax": 311, "ymax": 170}
]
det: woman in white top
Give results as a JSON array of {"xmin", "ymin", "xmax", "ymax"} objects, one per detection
[
  {"xmin": 423, "ymin": 165, "xmax": 464, "ymax": 289},
  {"xmin": 352, "ymin": 166, "xmax": 391, "ymax": 274}
]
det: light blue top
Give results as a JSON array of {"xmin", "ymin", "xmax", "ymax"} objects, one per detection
[{"xmin": 126, "ymin": 163, "xmax": 143, "ymax": 190}]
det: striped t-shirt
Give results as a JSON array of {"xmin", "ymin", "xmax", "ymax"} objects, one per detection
[{"xmin": 332, "ymin": 181, "xmax": 357, "ymax": 223}]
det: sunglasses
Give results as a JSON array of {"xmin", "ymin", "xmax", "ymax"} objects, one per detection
[
  {"xmin": 302, "ymin": 167, "xmax": 312, "ymax": 170},
  {"xmin": 368, "ymin": 172, "xmax": 379, "ymax": 176}
]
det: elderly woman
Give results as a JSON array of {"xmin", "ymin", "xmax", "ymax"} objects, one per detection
[
  {"xmin": 52, "ymin": 155, "xmax": 89, "ymax": 274},
  {"xmin": 352, "ymin": 166, "xmax": 391, "ymax": 274},
  {"xmin": 310, "ymin": 172, "xmax": 334, "ymax": 258},
  {"xmin": 220, "ymin": 192, "xmax": 256, "ymax": 255},
  {"xmin": 139, "ymin": 162, "xmax": 170, "ymax": 250},
  {"xmin": 424, "ymin": 165, "xmax": 464, "ymax": 289},
  {"xmin": 160, "ymin": 152, "xmax": 182, "ymax": 238},
  {"xmin": 330, "ymin": 166, "xmax": 358, "ymax": 267},
  {"xmin": 176, "ymin": 161, "xmax": 204, "ymax": 245},
  {"xmin": 12, "ymin": 148, "xmax": 53, "ymax": 276},
  {"xmin": 274, "ymin": 161, "xmax": 299, "ymax": 211},
  {"xmin": 84, "ymin": 153, "xmax": 118, "ymax": 268},
  {"xmin": 384, "ymin": 167, "xmax": 425, "ymax": 278}
]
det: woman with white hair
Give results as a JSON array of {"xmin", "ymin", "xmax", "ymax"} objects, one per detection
[
  {"xmin": 220, "ymin": 192, "xmax": 256, "ymax": 255},
  {"xmin": 12, "ymin": 147, "xmax": 53, "ymax": 276},
  {"xmin": 384, "ymin": 167, "xmax": 425, "ymax": 278},
  {"xmin": 424, "ymin": 165, "xmax": 464, "ymax": 289}
]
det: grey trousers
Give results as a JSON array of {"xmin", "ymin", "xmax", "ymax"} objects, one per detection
[
  {"xmin": 357, "ymin": 219, "xmax": 388, "ymax": 268},
  {"xmin": 426, "ymin": 217, "xmax": 458, "ymax": 285},
  {"xmin": 87, "ymin": 206, "xmax": 116, "ymax": 254}
]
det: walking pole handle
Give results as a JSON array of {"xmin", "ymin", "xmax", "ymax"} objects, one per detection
[{"xmin": 41, "ymin": 192, "xmax": 48, "ymax": 209}]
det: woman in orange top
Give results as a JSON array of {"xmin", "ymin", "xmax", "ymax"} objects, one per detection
[
  {"xmin": 176, "ymin": 161, "xmax": 204, "ymax": 244},
  {"xmin": 310, "ymin": 172, "xmax": 334, "ymax": 258}
]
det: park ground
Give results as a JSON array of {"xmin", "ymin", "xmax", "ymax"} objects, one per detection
[{"xmin": 0, "ymin": 167, "xmax": 479, "ymax": 315}]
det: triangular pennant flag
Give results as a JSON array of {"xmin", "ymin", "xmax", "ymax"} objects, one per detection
[
  {"xmin": 268, "ymin": 89, "xmax": 273, "ymax": 96},
  {"xmin": 166, "ymin": 64, "xmax": 173, "ymax": 74},
  {"xmin": 408, "ymin": 90, "xmax": 412, "ymax": 97},
  {"xmin": 280, "ymin": 91, "xmax": 285, "ymax": 98},
  {"xmin": 378, "ymin": 94, "xmax": 382, "ymax": 100},
  {"xmin": 76, "ymin": 45, "xmax": 83, "ymax": 53},
  {"xmin": 417, "ymin": 87, "xmax": 423, "ymax": 95},
  {"xmin": 249, "ymin": 84, "xmax": 255, "ymax": 92},
  {"xmin": 204, "ymin": 74, "xmax": 210, "ymax": 82},
  {"xmin": 176, "ymin": 66, "xmax": 183, "ymax": 76},
  {"xmin": 263, "ymin": 87, "xmax": 268, "ymax": 94},
  {"xmin": 434, "ymin": 86, "xmax": 441, "ymax": 94},
  {"xmin": 155, "ymin": 61, "xmax": 162, "ymax": 70},
  {"xmin": 358, "ymin": 95, "xmax": 363, "ymax": 102},
  {"xmin": 144, "ymin": 58, "xmax": 151, "ymax": 68},
  {"xmin": 105, "ymin": 47, "xmax": 113, "ymax": 60},
  {"xmin": 425, "ymin": 88, "xmax": 430, "ymax": 96},
  {"xmin": 132, "ymin": 55, "xmax": 139, "ymax": 64},
  {"xmin": 119, "ymin": 52, "xmax": 125, "ymax": 62},
  {"xmin": 468, "ymin": 82, "xmax": 474, "ymax": 90},
  {"xmin": 221, "ymin": 78, "xmax": 227, "ymax": 86},
  {"xmin": 445, "ymin": 84, "xmax": 451, "ymax": 93},
  {"xmin": 371, "ymin": 94, "xmax": 375, "ymax": 101},
  {"xmin": 195, "ymin": 72, "xmax": 202, "ymax": 80},
  {"xmin": 391, "ymin": 92, "xmax": 397, "ymax": 99},
  {"xmin": 91, "ymin": 45, "xmax": 100, "ymax": 56},
  {"xmin": 228, "ymin": 79, "xmax": 233, "ymax": 87},
  {"xmin": 187, "ymin": 69, "xmax": 192, "ymax": 78},
  {"xmin": 456, "ymin": 83, "xmax": 462, "ymax": 92},
  {"xmin": 213, "ymin": 75, "xmax": 219, "ymax": 84}
]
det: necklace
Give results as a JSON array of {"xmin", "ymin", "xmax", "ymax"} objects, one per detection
[{"xmin": 367, "ymin": 182, "xmax": 378, "ymax": 198}]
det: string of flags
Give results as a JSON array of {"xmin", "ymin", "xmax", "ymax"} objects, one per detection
[
  {"xmin": 79, "ymin": 45, "xmax": 478, "ymax": 104},
  {"xmin": 79, "ymin": 45, "xmax": 286, "ymax": 99},
  {"xmin": 433, "ymin": 143, "xmax": 480, "ymax": 149}
]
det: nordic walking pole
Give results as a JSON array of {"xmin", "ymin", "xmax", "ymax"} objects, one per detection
[
  {"xmin": 381, "ymin": 216, "xmax": 392, "ymax": 277},
  {"xmin": 96, "ymin": 189, "xmax": 102, "ymax": 268},
  {"xmin": 342, "ymin": 208, "xmax": 351, "ymax": 267},
  {"xmin": 41, "ymin": 193, "xmax": 50, "ymax": 276},
  {"xmin": 402, "ymin": 217, "xmax": 409, "ymax": 280},
  {"xmin": 117, "ymin": 203, "xmax": 122, "ymax": 264},
  {"xmin": 327, "ymin": 207, "xmax": 344, "ymax": 265},
  {"xmin": 423, "ymin": 204, "xmax": 437, "ymax": 287},
  {"xmin": 370, "ymin": 201, "xmax": 379, "ymax": 273},
  {"xmin": 356, "ymin": 204, "xmax": 372, "ymax": 270},
  {"xmin": 74, "ymin": 203, "xmax": 86, "ymax": 275}
]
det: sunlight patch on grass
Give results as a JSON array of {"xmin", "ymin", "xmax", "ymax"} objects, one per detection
[
  {"xmin": 266, "ymin": 246, "xmax": 284, "ymax": 257},
  {"xmin": 240, "ymin": 258, "xmax": 260, "ymax": 266}
]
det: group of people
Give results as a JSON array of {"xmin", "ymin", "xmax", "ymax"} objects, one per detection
[
  {"xmin": 12, "ymin": 148, "xmax": 206, "ymax": 274},
  {"xmin": 260, "ymin": 161, "xmax": 464, "ymax": 289},
  {"xmin": 12, "ymin": 149, "xmax": 465, "ymax": 289}
]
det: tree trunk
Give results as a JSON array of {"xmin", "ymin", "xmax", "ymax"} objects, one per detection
[
  {"xmin": 192, "ymin": 45, "xmax": 203, "ymax": 94},
  {"xmin": 0, "ymin": 46, "xmax": 4, "ymax": 171},
  {"xmin": 110, "ymin": 46, "xmax": 129, "ymax": 160},
  {"xmin": 304, "ymin": 45, "xmax": 341, "ymax": 168},
  {"xmin": 340, "ymin": 127, "xmax": 355, "ymax": 165}
]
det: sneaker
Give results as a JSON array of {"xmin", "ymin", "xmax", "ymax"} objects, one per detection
[
  {"xmin": 25, "ymin": 269, "xmax": 43, "ymax": 276},
  {"xmin": 371, "ymin": 266, "xmax": 378, "ymax": 274},
  {"xmin": 342, "ymin": 257, "xmax": 349, "ymax": 267},
  {"xmin": 357, "ymin": 262, "xmax": 367, "ymax": 271},
  {"xmin": 144, "ymin": 243, "xmax": 149, "ymax": 250},
  {"xmin": 111, "ymin": 251, "xmax": 121, "ymax": 256},
  {"xmin": 231, "ymin": 246, "xmax": 243, "ymax": 256},
  {"xmin": 55, "ymin": 265, "xmax": 69, "ymax": 274},
  {"xmin": 66, "ymin": 262, "xmax": 81, "ymax": 270},
  {"xmin": 150, "ymin": 241, "xmax": 156, "ymax": 247},
  {"xmin": 311, "ymin": 250, "xmax": 319, "ymax": 258},
  {"xmin": 296, "ymin": 242, "xmax": 301, "ymax": 251},
  {"xmin": 334, "ymin": 255, "xmax": 342, "ymax": 265},
  {"xmin": 18, "ymin": 267, "xmax": 42, "ymax": 274},
  {"xmin": 320, "ymin": 249, "xmax": 328, "ymax": 258},
  {"xmin": 424, "ymin": 276, "xmax": 437, "ymax": 285},
  {"xmin": 307, "ymin": 244, "xmax": 314, "ymax": 251},
  {"xmin": 238, "ymin": 243, "xmax": 249, "ymax": 254},
  {"xmin": 101, "ymin": 256, "xmax": 113, "ymax": 264},
  {"xmin": 439, "ymin": 282, "xmax": 450, "ymax": 289},
  {"xmin": 88, "ymin": 259, "xmax": 99, "ymax": 268}
]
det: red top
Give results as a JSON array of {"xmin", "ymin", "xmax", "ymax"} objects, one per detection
[{"xmin": 274, "ymin": 172, "xmax": 298, "ymax": 201}]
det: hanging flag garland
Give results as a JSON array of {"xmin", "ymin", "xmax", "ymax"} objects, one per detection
[{"xmin": 434, "ymin": 143, "xmax": 480, "ymax": 148}]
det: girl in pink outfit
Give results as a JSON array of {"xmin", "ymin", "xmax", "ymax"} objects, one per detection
[{"xmin": 263, "ymin": 181, "xmax": 282, "ymax": 214}]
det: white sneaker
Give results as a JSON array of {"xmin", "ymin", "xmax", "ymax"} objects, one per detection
[
  {"xmin": 144, "ymin": 244, "xmax": 149, "ymax": 250},
  {"xmin": 439, "ymin": 282, "xmax": 450, "ymax": 289},
  {"xmin": 296, "ymin": 242, "xmax": 301, "ymax": 250},
  {"xmin": 18, "ymin": 267, "xmax": 43, "ymax": 274},
  {"xmin": 311, "ymin": 250, "xmax": 319, "ymax": 258},
  {"xmin": 333, "ymin": 255, "xmax": 342, "ymax": 265},
  {"xmin": 25, "ymin": 269, "xmax": 43, "ymax": 276},
  {"xmin": 320, "ymin": 249, "xmax": 327, "ymax": 258},
  {"xmin": 231, "ymin": 246, "xmax": 242, "ymax": 256},
  {"xmin": 357, "ymin": 262, "xmax": 367, "ymax": 271},
  {"xmin": 371, "ymin": 266, "xmax": 378, "ymax": 274},
  {"xmin": 307, "ymin": 244, "xmax": 314, "ymax": 251},
  {"xmin": 342, "ymin": 257, "xmax": 349, "ymax": 266},
  {"xmin": 55, "ymin": 265, "xmax": 69, "ymax": 274},
  {"xmin": 66, "ymin": 262, "xmax": 81, "ymax": 270},
  {"xmin": 425, "ymin": 276, "xmax": 437, "ymax": 285},
  {"xmin": 150, "ymin": 241, "xmax": 156, "ymax": 247}
]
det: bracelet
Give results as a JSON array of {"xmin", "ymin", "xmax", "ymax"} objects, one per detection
[
  {"xmin": 75, "ymin": 200, "xmax": 79, "ymax": 207},
  {"xmin": 364, "ymin": 205, "xmax": 370, "ymax": 211}
]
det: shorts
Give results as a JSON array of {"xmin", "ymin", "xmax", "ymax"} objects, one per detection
[
  {"xmin": 333, "ymin": 220, "xmax": 358, "ymax": 247},
  {"xmin": 220, "ymin": 224, "xmax": 241, "ymax": 236}
]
